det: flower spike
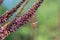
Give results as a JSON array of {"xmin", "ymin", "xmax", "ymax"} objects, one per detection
[{"xmin": 0, "ymin": 0, "xmax": 43, "ymax": 40}]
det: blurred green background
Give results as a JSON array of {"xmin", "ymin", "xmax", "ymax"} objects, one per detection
[{"xmin": 0, "ymin": 0, "xmax": 58, "ymax": 40}]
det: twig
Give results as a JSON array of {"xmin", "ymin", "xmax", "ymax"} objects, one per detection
[{"xmin": 29, "ymin": 14, "xmax": 38, "ymax": 40}]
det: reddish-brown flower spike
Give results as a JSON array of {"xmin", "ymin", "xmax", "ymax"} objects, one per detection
[
  {"xmin": 0, "ymin": 0, "xmax": 43, "ymax": 40},
  {"xmin": 0, "ymin": 0, "xmax": 26, "ymax": 24},
  {"xmin": 12, "ymin": 0, "xmax": 29, "ymax": 20},
  {"xmin": 0, "ymin": 0, "xmax": 3, "ymax": 5}
]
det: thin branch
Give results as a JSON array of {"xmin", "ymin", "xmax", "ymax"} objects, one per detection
[{"xmin": 29, "ymin": 14, "xmax": 38, "ymax": 40}]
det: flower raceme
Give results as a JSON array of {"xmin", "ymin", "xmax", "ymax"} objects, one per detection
[
  {"xmin": 10, "ymin": 0, "xmax": 29, "ymax": 22},
  {"xmin": 0, "ymin": 0, "xmax": 43, "ymax": 40},
  {"xmin": 0, "ymin": 0, "xmax": 26, "ymax": 24},
  {"xmin": 6, "ymin": 0, "xmax": 43, "ymax": 32},
  {"xmin": 0, "ymin": 0, "xmax": 28, "ymax": 40}
]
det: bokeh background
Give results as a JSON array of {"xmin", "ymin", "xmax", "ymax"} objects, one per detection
[{"xmin": 0, "ymin": 0, "xmax": 58, "ymax": 40}]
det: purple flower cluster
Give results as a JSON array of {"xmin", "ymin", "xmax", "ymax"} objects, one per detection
[
  {"xmin": 0, "ymin": 0, "xmax": 25, "ymax": 24},
  {"xmin": 0, "ymin": 0, "xmax": 43, "ymax": 40},
  {"xmin": 6, "ymin": 0, "xmax": 43, "ymax": 33}
]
